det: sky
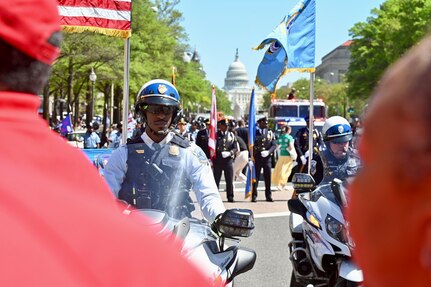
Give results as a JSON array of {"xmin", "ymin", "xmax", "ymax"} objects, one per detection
[{"xmin": 176, "ymin": 0, "xmax": 386, "ymax": 89}]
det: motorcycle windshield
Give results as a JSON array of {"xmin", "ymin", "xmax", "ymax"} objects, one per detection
[
  {"xmin": 99, "ymin": 140, "xmax": 212, "ymax": 220},
  {"xmin": 310, "ymin": 183, "xmax": 340, "ymax": 206}
]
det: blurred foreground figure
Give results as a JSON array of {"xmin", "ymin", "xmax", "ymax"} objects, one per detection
[
  {"xmin": 347, "ymin": 34, "xmax": 431, "ymax": 287},
  {"xmin": 0, "ymin": 0, "xmax": 210, "ymax": 285}
]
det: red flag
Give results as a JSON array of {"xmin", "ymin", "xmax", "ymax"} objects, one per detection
[
  {"xmin": 58, "ymin": 0, "xmax": 132, "ymax": 39},
  {"xmin": 209, "ymin": 86, "xmax": 217, "ymax": 159}
]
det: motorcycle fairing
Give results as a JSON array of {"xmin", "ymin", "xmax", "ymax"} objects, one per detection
[
  {"xmin": 303, "ymin": 223, "xmax": 335, "ymax": 272},
  {"xmin": 308, "ymin": 195, "xmax": 352, "ymax": 256}
]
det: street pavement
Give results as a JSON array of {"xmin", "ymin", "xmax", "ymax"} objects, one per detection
[{"xmin": 218, "ymin": 179, "xmax": 293, "ymax": 216}]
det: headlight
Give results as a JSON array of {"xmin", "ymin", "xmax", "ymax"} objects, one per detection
[{"xmin": 325, "ymin": 215, "xmax": 346, "ymax": 243}]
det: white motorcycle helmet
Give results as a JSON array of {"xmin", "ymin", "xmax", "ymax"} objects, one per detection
[{"xmin": 322, "ymin": 116, "xmax": 352, "ymax": 143}]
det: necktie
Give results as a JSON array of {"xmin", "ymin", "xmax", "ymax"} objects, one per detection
[{"xmin": 153, "ymin": 143, "xmax": 162, "ymax": 151}]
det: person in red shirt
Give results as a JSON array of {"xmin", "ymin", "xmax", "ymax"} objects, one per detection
[
  {"xmin": 0, "ymin": 0, "xmax": 210, "ymax": 285},
  {"xmin": 347, "ymin": 34, "xmax": 431, "ymax": 287}
]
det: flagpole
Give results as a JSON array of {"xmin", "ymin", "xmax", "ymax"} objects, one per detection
[
  {"xmin": 122, "ymin": 38, "xmax": 131, "ymax": 144},
  {"xmin": 308, "ymin": 72, "xmax": 315, "ymax": 174}
]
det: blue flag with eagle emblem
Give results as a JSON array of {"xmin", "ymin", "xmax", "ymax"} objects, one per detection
[{"xmin": 254, "ymin": 0, "xmax": 316, "ymax": 94}]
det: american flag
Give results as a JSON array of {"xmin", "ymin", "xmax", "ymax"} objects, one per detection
[
  {"xmin": 58, "ymin": 0, "xmax": 132, "ymax": 39},
  {"xmin": 208, "ymin": 86, "xmax": 217, "ymax": 160}
]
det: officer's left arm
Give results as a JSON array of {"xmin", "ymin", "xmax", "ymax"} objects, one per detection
[
  {"xmin": 188, "ymin": 144, "xmax": 226, "ymax": 222},
  {"xmin": 103, "ymin": 146, "xmax": 128, "ymax": 198}
]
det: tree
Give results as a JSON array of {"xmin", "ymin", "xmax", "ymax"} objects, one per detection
[{"xmin": 347, "ymin": 0, "xmax": 431, "ymax": 100}]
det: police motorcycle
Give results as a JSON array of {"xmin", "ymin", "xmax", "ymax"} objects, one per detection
[
  {"xmin": 103, "ymin": 79, "xmax": 256, "ymax": 285},
  {"xmin": 105, "ymin": 139, "xmax": 257, "ymax": 286},
  {"xmin": 287, "ymin": 116, "xmax": 363, "ymax": 287},
  {"xmin": 123, "ymin": 200, "xmax": 256, "ymax": 286},
  {"xmin": 108, "ymin": 138, "xmax": 256, "ymax": 285}
]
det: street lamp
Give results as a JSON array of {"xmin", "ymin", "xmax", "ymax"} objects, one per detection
[
  {"xmin": 329, "ymin": 72, "xmax": 335, "ymax": 84},
  {"xmin": 89, "ymin": 68, "xmax": 97, "ymax": 122}
]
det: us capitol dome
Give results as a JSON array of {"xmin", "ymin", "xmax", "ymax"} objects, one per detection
[{"xmin": 223, "ymin": 49, "xmax": 264, "ymax": 119}]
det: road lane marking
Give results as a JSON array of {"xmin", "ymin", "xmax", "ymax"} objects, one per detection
[{"xmin": 254, "ymin": 211, "xmax": 291, "ymax": 218}]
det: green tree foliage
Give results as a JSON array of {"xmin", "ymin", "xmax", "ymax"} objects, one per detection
[{"xmin": 347, "ymin": 0, "xmax": 431, "ymax": 100}]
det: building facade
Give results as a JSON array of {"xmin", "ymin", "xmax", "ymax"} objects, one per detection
[{"xmin": 315, "ymin": 40, "xmax": 352, "ymax": 84}]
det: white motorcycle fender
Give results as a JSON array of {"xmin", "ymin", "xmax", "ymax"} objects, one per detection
[
  {"xmin": 339, "ymin": 260, "xmax": 363, "ymax": 282},
  {"xmin": 289, "ymin": 213, "xmax": 303, "ymax": 234}
]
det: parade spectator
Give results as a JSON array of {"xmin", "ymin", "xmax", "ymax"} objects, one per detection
[
  {"xmin": 235, "ymin": 118, "xmax": 249, "ymax": 175},
  {"xmin": 104, "ymin": 79, "xmax": 225, "ymax": 221},
  {"xmin": 272, "ymin": 125, "xmax": 295, "ymax": 191},
  {"xmin": 0, "ymin": 0, "xmax": 210, "ymax": 285},
  {"xmin": 294, "ymin": 115, "xmax": 324, "ymax": 183},
  {"xmin": 196, "ymin": 118, "xmax": 211, "ymax": 159},
  {"xmin": 177, "ymin": 117, "xmax": 192, "ymax": 141},
  {"xmin": 81, "ymin": 124, "xmax": 101, "ymax": 149},
  {"xmin": 252, "ymin": 117, "xmax": 276, "ymax": 202},
  {"xmin": 131, "ymin": 121, "xmax": 144, "ymax": 139},
  {"xmin": 213, "ymin": 119, "xmax": 238, "ymax": 202},
  {"xmin": 108, "ymin": 123, "xmax": 122, "ymax": 149},
  {"xmin": 233, "ymin": 132, "xmax": 248, "ymax": 183},
  {"xmin": 287, "ymin": 88, "xmax": 296, "ymax": 100},
  {"xmin": 347, "ymin": 34, "xmax": 431, "ymax": 287},
  {"xmin": 235, "ymin": 119, "xmax": 249, "ymax": 146},
  {"xmin": 190, "ymin": 120, "xmax": 200, "ymax": 141}
]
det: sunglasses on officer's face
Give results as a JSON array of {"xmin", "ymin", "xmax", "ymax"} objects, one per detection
[{"xmin": 143, "ymin": 105, "xmax": 175, "ymax": 114}]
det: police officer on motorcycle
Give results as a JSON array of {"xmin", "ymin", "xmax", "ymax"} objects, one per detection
[
  {"xmin": 104, "ymin": 79, "xmax": 226, "ymax": 221},
  {"xmin": 319, "ymin": 116, "xmax": 361, "ymax": 183}
]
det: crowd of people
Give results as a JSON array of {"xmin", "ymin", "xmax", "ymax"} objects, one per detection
[{"xmin": 68, "ymin": 107, "xmax": 364, "ymax": 202}]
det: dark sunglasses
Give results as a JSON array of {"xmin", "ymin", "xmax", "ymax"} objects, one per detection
[{"xmin": 143, "ymin": 105, "xmax": 175, "ymax": 114}]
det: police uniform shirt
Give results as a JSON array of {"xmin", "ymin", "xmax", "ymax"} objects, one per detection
[
  {"xmin": 320, "ymin": 147, "xmax": 361, "ymax": 183},
  {"xmin": 104, "ymin": 131, "xmax": 226, "ymax": 222},
  {"xmin": 216, "ymin": 130, "xmax": 237, "ymax": 158},
  {"xmin": 254, "ymin": 128, "xmax": 276, "ymax": 154}
]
